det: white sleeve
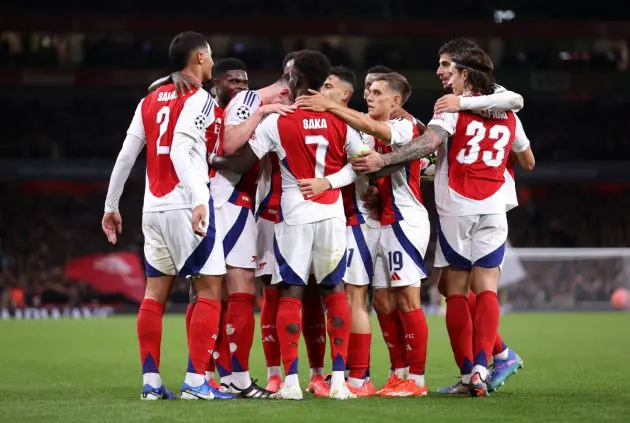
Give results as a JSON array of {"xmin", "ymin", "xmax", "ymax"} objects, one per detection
[
  {"xmin": 460, "ymin": 88, "xmax": 523, "ymax": 112},
  {"xmin": 326, "ymin": 163, "xmax": 357, "ymax": 189},
  {"xmin": 104, "ymin": 133, "xmax": 145, "ymax": 213},
  {"xmin": 512, "ymin": 115, "xmax": 531, "ymax": 153},
  {"xmin": 428, "ymin": 111, "xmax": 458, "ymax": 135},
  {"xmin": 387, "ymin": 118, "xmax": 416, "ymax": 146},
  {"xmin": 171, "ymin": 90, "xmax": 215, "ymax": 208},
  {"xmin": 344, "ymin": 125, "xmax": 368, "ymax": 156},
  {"xmin": 174, "ymin": 89, "xmax": 216, "ymax": 141},
  {"xmin": 248, "ymin": 115, "xmax": 279, "ymax": 159},
  {"xmin": 171, "ymin": 132, "xmax": 210, "ymax": 208},
  {"xmin": 126, "ymin": 98, "xmax": 146, "ymax": 141},
  {"xmin": 224, "ymin": 90, "xmax": 262, "ymax": 126}
]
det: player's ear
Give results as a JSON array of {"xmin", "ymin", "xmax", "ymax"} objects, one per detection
[{"xmin": 280, "ymin": 87, "xmax": 290, "ymax": 98}]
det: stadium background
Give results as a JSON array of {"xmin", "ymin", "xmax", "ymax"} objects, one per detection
[
  {"xmin": 2, "ymin": 2, "xmax": 629, "ymax": 315},
  {"xmin": 1, "ymin": 3, "xmax": 630, "ymax": 423}
]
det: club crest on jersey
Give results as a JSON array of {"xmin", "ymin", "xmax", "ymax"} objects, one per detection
[
  {"xmin": 236, "ymin": 105, "xmax": 251, "ymax": 120},
  {"xmin": 194, "ymin": 114, "xmax": 206, "ymax": 130},
  {"xmin": 303, "ymin": 118, "xmax": 327, "ymax": 130}
]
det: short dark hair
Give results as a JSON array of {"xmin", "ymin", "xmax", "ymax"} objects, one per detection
[
  {"xmin": 451, "ymin": 47, "xmax": 495, "ymax": 95},
  {"xmin": 372, "ymin": 72, "xmax": 412, "ymax": 105},
  {"xmin": 276, "ymin": 73, "xmax": 291, "ymax": 86},
  {"xmin": 438, "ymin": 39, "xmax": 479, "ymax": 57},
  {"xmin": 293, "ymin": 50, "xmax": 332, "ymax": 91},
  {"xmin": 330, "ymin": 66, "xmax": 356, "ymax": 91},
  {"xmin": 283, "ymin": 51, "xmax": 299, "ymax": 69},
  {"xmin": 168, "ymin": 31, "xmax": 209, "ymax": 70},
  {"xmin": 212, "ymin": 58, "xmax": 247, "ymax": 78},
  {"xmin": 367, "ymin": 65, "xmax": 394, "ymax": 75}
]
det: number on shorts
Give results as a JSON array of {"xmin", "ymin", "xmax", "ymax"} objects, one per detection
[
  {"xmin": 305, "ymin": 135, "xmax": 329, "ymax": 178},
  {"xmin": 456, "ymin": 121, "xmax": 511, "ymax": 168},
  {"xmin": 347, "ymin": 248, "xmax": 355, "ymax": 267},
  {"xmin": 388, "ymin": 251, "xmax": 403, "ymax": 271},
  {"xmin": 156, "ymin": 106, "xmax": 171, "ymax": 155}
]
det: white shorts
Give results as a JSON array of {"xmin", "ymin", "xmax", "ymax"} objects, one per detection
[
  {"xmin": 255, "ymin": 217, "xmax": 276, "ymax": 277},
  {"xmin": 215, "ymin": 202, "xmax": 258, "ymax": 269},
  {"xmin": 373, "ymin": 220, "xmax": 430, "ymax": 289},
  {"xmin": 344, "ymin": 224, "xmax": 381, "ymax": 286},
  {"xmin": 434, "ymin": 214, "xmax": 508, "ymax": 269},
  {"xmin": 273, "ymin": 218, "xmax": 346, "ymax": 286},
  {"xmin": 142, "ymin": 206, "xmax": 226, "ymax": 278}
]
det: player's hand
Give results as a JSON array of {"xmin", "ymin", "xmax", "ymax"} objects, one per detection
[
  {"xmin": 362, "ymin": 184, "xmax": 380, "ymax": 220},
  {"xmin": 298, "ymin": 178, "xmax": 331, "ymax": 198},
  {"xmin": 434, "ymin": 94, "xmax": 461, "ymax": 113},
  {"xmin": 102, "ymin": 212, "xmax": 123, "ymax": 245},
  {"xmin": 259, "ymin": 103, "xmax": 296, "ymax": 117},
  {"xmin": 351, "ymin": 151, "xmax": 386, "ymax": 174},
  {"xmin": 295, "ymin": 89, "xmax": 331, "ymax": 112},
  {"xmin": 390, "ymin": 107, "xmax": 413, "ymax": 122},
  {"xmin": 148, "ymin": 75, "xmax": 172, "ymax": 93},
  {"xmin": 172, "ymin": 71, "xmax": 201, "ymax": 96},
  {"xmin": 192, "ymin": 204, "xmax": 208, "ymax": 237}
]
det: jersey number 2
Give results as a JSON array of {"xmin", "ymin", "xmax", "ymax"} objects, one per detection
[
  {"xmin": 456, "ymin": 121, "xmax": 510, "ymax": 167},
  {"xmin": 305, "ymin": 135, "xmax": 329, "ymax": 177},
  {"xmin": 156, "ymin": 106, "xmax": 170, "ymax": 155}
]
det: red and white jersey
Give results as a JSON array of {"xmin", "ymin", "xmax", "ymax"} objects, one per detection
[
  {"xmin": 255, "ymin": 153, "xmax": 282, "ymax": 222},
  {"xmin": 371, "ymin": 118, "xmax": 426, "ymax": 226},
  {"xmin": 503, "ymin": 115, "xmax": 531, "ymax": 211},
  {"xmin": 249, "ymin": 109, "xmax": 364, "ymax": 225},
  {"xmin": 429, "ymin": 108, "xmax": 518, "ymax": 216},
  {"xmin": 126, "ymin": 84, "xmax": 215, "ymax": 212},
  {"xmin": 341, "ymin": 135, "xmax": 377, "ymax": 227},
  {"xmin": 211, "ymin": 89, "xmax": 262, "ymax": 209},
  {"xmin": 206, "ymin": 104, "xmax": 224, "ymax": 175}
]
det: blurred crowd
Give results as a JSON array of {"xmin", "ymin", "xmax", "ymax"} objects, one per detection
[
  {"xmin": 1, "ymin": 182, "xmax": 628, "ymax": 310},
  {"xmin": 2, "ymin": 92, "xmax": 630, "ymax": 163},
  {"xmin": 1, "ymin": 34, "xmax": 626, "ymax": 72}
]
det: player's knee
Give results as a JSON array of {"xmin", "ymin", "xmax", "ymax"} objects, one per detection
[
  {"xmin": 193, "ymin": 275, "xmax": 223, "ymax": 300},
  {"xmin": 372, "ymin": 289, "xmax": 396, "ymax": 315},
  {"xmin": 144, "ymin": 276, "xmax": 175, "ymax": 304},
  {"xmin": 227, "ymin": 267, "xmax": 256, "ymax": 294},
  {"xmin": 395, "ymin": 286, "xmax": 421, "ymax": 313}
]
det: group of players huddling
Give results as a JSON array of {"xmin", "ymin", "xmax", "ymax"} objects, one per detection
[{"xmin": 102, "ymin": 31, "xmax": 535, "ymax": 401}]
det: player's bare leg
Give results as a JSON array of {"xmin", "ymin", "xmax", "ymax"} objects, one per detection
[
  {"xmin": 260, "ymin": 275, "xmax": 282, "ymax": 392},
  {"xmin": 319, "ymin": 283, "xmax": 355, "ymax": 400},
  {"xmin": 386, "ymin": 285, "xmax": 428, "ymax": 397},
  {"xmin": 468, "ymin": 266, "xmax": 500, "ymax": 397},
  {"xmin": 373, "ymin": 288, "xmax": 407, "ymax": 394},
  {"xmin": 138, "ymin": 276, "xmax": 177, "ymax": 400},
  {"xmin": 181, "ymin": 275, "xmax": 236, "ymax": 400},
  {"xmin": 345, "ymin": 284, "xmax": 375, "ymax": 396},
  {"xmin": 274, "ymin": 284, "xmax": 306, "ymax": 400}
]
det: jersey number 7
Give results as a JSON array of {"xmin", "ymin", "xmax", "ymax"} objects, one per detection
[{"xmin": 305, "ymin": 135, "xmax": 329, "ymax": 178}]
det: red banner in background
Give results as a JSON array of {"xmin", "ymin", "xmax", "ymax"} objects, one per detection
[{"xmin": 65, "ymin": 252, "xmax": 145, "ymax": 303}]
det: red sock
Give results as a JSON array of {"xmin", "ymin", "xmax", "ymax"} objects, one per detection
[
  {"xmin": 226, "ymin": 293, "xmax": 255, "ymax": 372},
  {"xmin": 302, "ymin": 285, "xmax": 326, "ymax": 370},
  {"xmin": 323, "ymin": 291, "xmax": 351, "ymax": 372},
  {"xmin": 261, "ymin": 287, "xmax": 281, "ymax": 367},
  {"xmin": 185, "ymin": 303, "xmax": 195, "ymax": 340},
  {"xmin": 493, "ymin": 334, "xmax": 507, "ymax": 355},
  {"xmin": 276, "ymin": 297, "xmax": 302, "ymax": 375},
  {"xmin": 376, "ymin": 310, "xmax": 407, "ymax": 370},
  {"xmin": 400, "ymin": 309, "xmax": 428, "ymax": 376},
  {"xmin": 348, "ymin": 333, "xmax": 371, "ymax": 379},
  {"xmin": 137, "ymin": 298, "xmax": 164, "ymax": 374},
  {"xmin": 215, "ymin": 301, "xmax": 232, "ymax": 378},
  {"xmin": 446, "ymin": 295, "xmax": 473, "ymax": 375},
  {"xmin": 473, "ymin": 291, "xmax": 500, "ymax": 368},
  {"xmin": 467, "ymin": 291, "xmax": 477, "ymax": 319},
  {"xmin": 187, "ymin": 298, "xmax": 221, "ymax": 375}
]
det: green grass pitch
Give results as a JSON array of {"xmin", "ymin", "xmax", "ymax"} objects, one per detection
[{"xmin": 1, "ymin": 312, "xmax": 629, "ymax": 423}]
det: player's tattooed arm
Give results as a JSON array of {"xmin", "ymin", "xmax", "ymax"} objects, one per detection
[
  {"xmin": 210, "ymin": 145, "xmax": 259, "ymax": 174},
  {"xmin": 352, "ymin": 125, "xmax": 446, "ymax": 173},
  {"xmin": 382, "ymin": 125, "xmax": 447, "ymax": 167}
]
